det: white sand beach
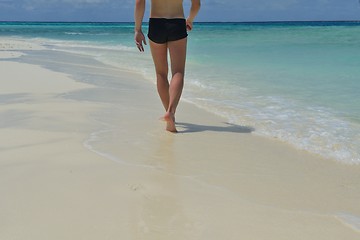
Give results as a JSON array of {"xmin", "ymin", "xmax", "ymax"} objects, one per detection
[{"xmin": 1, "ymin": 38, "xmax": 360, "ymax": 240}]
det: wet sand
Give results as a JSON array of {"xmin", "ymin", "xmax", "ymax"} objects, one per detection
[{"xmin": 1, "ymin": 38, "xmax": 360, "ymax": 239}]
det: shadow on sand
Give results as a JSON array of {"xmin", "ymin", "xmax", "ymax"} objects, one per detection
[{"xmin": 176, "ymin": 122, "xmax": 255, "ymax": 134}]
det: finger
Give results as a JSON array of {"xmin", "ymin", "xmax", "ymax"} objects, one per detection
[
  {"xmin": 135, "ymin": 42, "xmax": 143, "ymax": 52},
  {"xmin": 186, "ymin": 24, "xmax": 192, "ymax": 31}
]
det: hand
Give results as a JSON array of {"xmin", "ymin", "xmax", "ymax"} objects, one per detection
[
  {"xmin": 186, "ymin": 19, "xmax": 193, "ymax": 31},
  {"xmin": 134, "ymin": 30, "xmax": 147, "ymax": 52}
]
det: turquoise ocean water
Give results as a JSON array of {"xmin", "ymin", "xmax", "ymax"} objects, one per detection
[{"xmin": 1, "ymin": 21, "xmax": 359, "ymax": 163}]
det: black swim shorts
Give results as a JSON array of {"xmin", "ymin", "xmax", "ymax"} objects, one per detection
[{"xmin": 148, "ymin": 18, "xmax": 188, "ymax": 44}]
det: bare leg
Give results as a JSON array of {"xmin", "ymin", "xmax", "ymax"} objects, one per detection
[
  {"xmin": 168, "ymin": 38, "xmax": 187, "ymax": 114},
  {"xmin": 149, "ymin": 38, "xmax": 187, "ymax": 133},
  {"xmin": 149, "ymin": 40, "xmax": 169, "ymax": 110},
  {"xmin": 165, "ymin": 38, "xmax": 187, "ymax": 132}
]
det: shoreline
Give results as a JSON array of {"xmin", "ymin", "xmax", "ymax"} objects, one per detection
[
  {"xmin": 2, "ymin": 32, "xmax": 359, "ymax": 164},
  {"xmin": 1, "ymin": 41, "xmax": 360, "ymax": 239},
  {"xmin": 1, "ymin": 20, "xmax": 360, "ymax": 24}
]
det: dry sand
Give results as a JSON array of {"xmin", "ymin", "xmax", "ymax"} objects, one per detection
[{"xmin": 1, "ymin": 39, "xmax": 360, "ymax": 239}]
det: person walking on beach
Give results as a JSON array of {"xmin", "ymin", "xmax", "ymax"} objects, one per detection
[{"xmin": 134, "ymin": 0, "xmax": 201, "ymax": 133}]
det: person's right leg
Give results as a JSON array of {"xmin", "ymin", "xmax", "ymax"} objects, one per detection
[{"xmin": 168, "ymin": 37, "xmax": 187, "ymax": 113}]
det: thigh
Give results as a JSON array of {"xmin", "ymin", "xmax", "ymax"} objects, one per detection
[
  {"xmin": 168, "ymin": 38, "xmax": 187, "ymax": 75},
  {"xmin": 149, "ymin": 40, "xmax": 168, "ymax": 76}
]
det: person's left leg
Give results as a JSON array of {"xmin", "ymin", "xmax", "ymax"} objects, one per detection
[{"xmin": 149, "ymin": 40, "xmax": 170, "ymax": 111}]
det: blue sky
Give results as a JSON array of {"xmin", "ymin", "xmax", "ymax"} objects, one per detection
[{"xmin": 0, "ymin": 0, "xmax": 359, "ymax": 22}]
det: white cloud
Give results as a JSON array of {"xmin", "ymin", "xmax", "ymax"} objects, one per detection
[
  {"xmin": 25, "ymin": 0, "xmax": 110, "ymax": 4},
  {"xmin": 1, "ymin": 0, "xmax": 359, "ymax": 22},
  {"xmin": 199, "ymin": 0, "xmax": 300, "ymax": 11},
  {"xmin": 0, "ymin": 0, "xmax": 10, "ymax": 7},
  {"xmin": 62, "ymin": 0, "xmax": 110, "ymax": 3},
  {"xmin": 19, "ymin": 0, "xmax": 129, "ymax": 11},
  {"xmin": 21, "ymin": 0, "xmax": 122, "ymax": 8},
  {"xmin": 241, "ymin": 0, "xmax": 298, "ymax": 10}
]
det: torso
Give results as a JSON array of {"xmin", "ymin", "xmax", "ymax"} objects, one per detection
[{"xmin": 150, "ymin": 0, "xmax": 185, "ymax": 19}]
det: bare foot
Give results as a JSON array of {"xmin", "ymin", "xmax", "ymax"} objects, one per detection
[{"xmin": 163, "ymin": 112, "xmax": 177, "ymax": 133}]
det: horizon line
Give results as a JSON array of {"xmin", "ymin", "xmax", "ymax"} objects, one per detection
[{"xmin": 1, "ymin": 20, "xmax": 360, "ymax": 24}]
